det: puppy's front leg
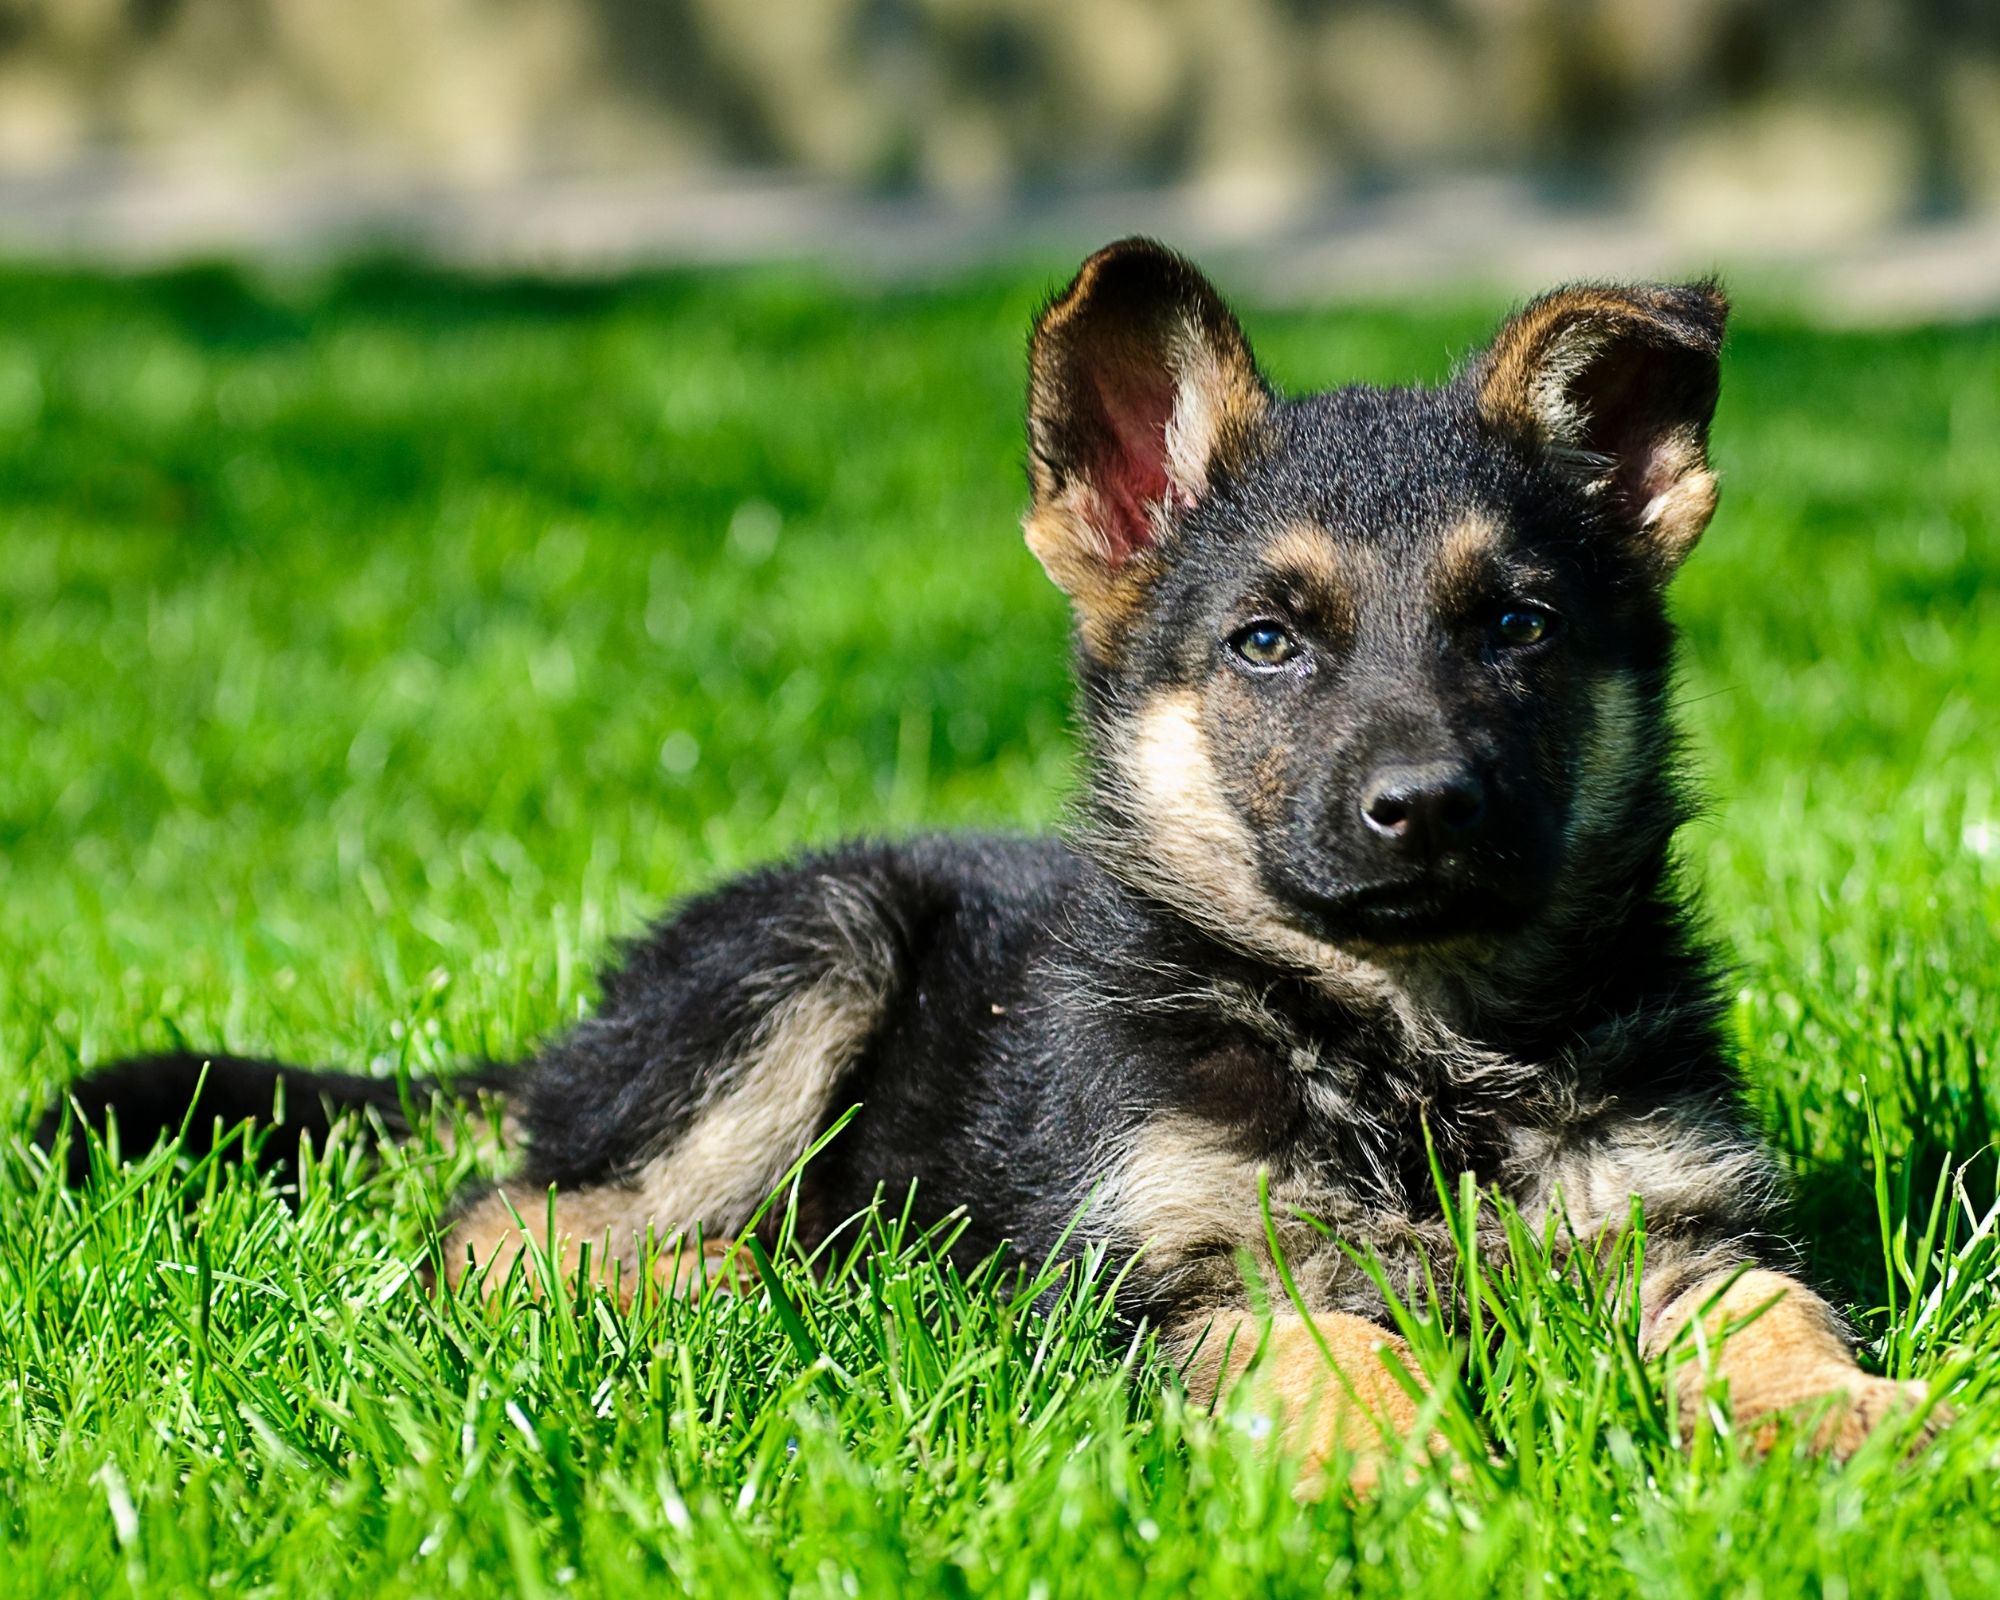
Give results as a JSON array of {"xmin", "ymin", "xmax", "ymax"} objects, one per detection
[
  {"xmin": 1178, "ymin": 1311, "xmax": 1431, "ymax": 1492},
  {"xmin": 1646, "ymin": 1268, "xmax": 1943, "ymax": 1458}
]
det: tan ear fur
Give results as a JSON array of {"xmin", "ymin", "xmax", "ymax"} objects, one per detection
[
  {"xmin": 1025, "ymin": 238, "xmax": 1270, "ymax": 657},
  {"xmin": 1473, "ymin": 281, "xmax": 1728, "ymax": 578}
]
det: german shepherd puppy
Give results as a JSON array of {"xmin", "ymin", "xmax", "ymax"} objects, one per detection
[{"xmin": 43, "ymin": 239, "xmax": 1942, "ymax": 1483}]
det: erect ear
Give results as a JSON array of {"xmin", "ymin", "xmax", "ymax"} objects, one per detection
[
  {"xmin": 1025, "ymin": 238, "xmax": 1271, "ymax": 654},
  {"xmin": 1472, "ymin": 280, "xmax": 1728, "ymax": 579}
]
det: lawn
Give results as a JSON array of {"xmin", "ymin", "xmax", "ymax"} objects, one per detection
[{"xmin": 2, "ymin": 259, "xmax": 1997, "ymax": 1597}]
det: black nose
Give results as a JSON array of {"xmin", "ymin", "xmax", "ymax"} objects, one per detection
[{"xmin": 1360, "ymin": 761, "xmax": 1488, "ymax": 855}]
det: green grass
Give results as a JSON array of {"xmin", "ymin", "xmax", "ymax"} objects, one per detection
[{"xmin": 2, "ymin": 259, "xmax": 1997, "ymax": 1597}]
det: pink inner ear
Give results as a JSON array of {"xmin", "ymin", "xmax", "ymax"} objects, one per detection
[
  {"xmin": 1089, "ymin": 366, "xmax": 1176, "ymax": 564},
  {"xmin": 1621, "ymin": 433, "xmax": 1686, "ymax": 517}
]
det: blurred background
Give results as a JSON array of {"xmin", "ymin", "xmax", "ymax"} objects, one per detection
[{"xmin": 2, "ymin": 0, "xmax": 1997, "ymax": 315}]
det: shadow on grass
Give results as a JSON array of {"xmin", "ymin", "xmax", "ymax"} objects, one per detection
[{"xmin": 1789, "ymin": 1026, "xmax": 1995, "ymax": 1321}]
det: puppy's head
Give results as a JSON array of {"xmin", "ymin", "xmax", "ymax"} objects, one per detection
[{"xmin": 1025, "ymin": 239, "xmax": 1726, "ymax": 966}]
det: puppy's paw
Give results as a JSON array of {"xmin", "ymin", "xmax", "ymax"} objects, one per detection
[
  {"xmin": 1293, "ymin": 1438, "xmax": 1452, "ymax": 1502},
  {"xmin": 1744, "ymin": 1367, "xmax": 1949, "ymax": 1461},
  {"xmin": 1815, "ymin": 1371, "xmax": 1950, "ymax": 1461}
]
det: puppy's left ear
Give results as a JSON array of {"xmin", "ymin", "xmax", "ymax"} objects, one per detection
[
  {"xmin": 1472, "ymin": 281, "xmax": 1728, "ymax": 579},
  {"xmin": 1026, "ymin": 238, "xmax": 1271, "ymax": 656}
]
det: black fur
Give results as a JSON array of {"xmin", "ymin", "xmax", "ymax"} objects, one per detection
[
  {"xmin": 35, "ymin": 1053, "xmax": 418, "ymax": 1185},
  {"xmin": 43, "ymin": 241, "xmax": 1782, "ymax": 1344}
]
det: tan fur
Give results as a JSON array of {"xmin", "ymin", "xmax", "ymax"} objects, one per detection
[
  {"xmin": 627, "ymin": 975, "xmax": 880, "ymax": 1234},
  {"xmin": 1098, "ymin": 1112, "xmax": 1324, "ymax": 1309},
  {"xmin": 1247, "ymin": 744, "xmax": 1292, "ymax": 826},
  {"xmin": 1428, "ymin": 511, "xmax": 1506, "ymax": 610},
  {"xmin": 1259, "ymin": 523, "xmax": 1350, "ymax": 625},
  {"xmin": 446, "ymin": 1184, "xmax": 750, "ymax": 1302},
  {"xmin": 1101, "ymin": 689, "xmax": 1399, "ymax": 999},
  {"xmin": 1472, "ymin": 285, "xmax": 1722, "ymax": 577},
  {"xmin": 1023, "ymin": 498, "xmax": 1161, "ymax": 659},
  {"xmin": 1117, "ymin": 1132, "xmax": 1930, "ymax": 1481},
  {"xmin": 1632, "ymin": 427, "xmax": 1718, "ymax": 574},
  {"xmin": 444, "ymin": 960, "xmax": 886, "ymax": 1292},
  {"xmin": 1474, "ymin": 286, "xmax": 1657, "ymax": 443},
  {"xmin": 1026, "ymin": 251, "xmax": 1266, "ymax": 514},
  {"xmin": 1024, "ymin": 245, "xmax": 1269, "ymax": 661},
  {"xmin": 1104, "ymin": 1113, "xmax": 1271, "ymax": 1264},
  {"xmin": 1097, "ymin": 1107, "xmax": 1456, "ymax": 1324},
  {"xmin": 1177, "ymin": 1310, "xmax": 1433, "ymax": 1494},
  {"xmin": 445, "ymin": 1183, "xmax": 695, "ymax": 1297},
  {"xmin": 1102, "ymin": 690, "xmax": 1541, "ymax": 1020},
  {"xmin": 1023, "ymin": 240, "xmax": 1114, "ymax": 370},
  {"xmin": 1163, "ymin": 322, "xmax": 1267, "ymax": 501},
  {"xmin": 1649, "ymin": 1269, "xmax": 1943, "ymax": 1457},
  {"xmin": 1512, "ymin": 1097, "xmax": 1781, "ymax": 1250}
]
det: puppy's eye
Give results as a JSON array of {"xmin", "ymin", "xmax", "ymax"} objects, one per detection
[
  {"xmin": 1494, "ymin": 607, "xmax": 1555, "ymax": 648},
  {"xmin": 1230, "ymin": 622, "xmax": 1297, "ymax": 668}
]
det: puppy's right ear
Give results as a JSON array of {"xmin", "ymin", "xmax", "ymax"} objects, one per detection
[{"xmin": 1025, "ymin": 238, "xmax": 1270, "ymax": 658}]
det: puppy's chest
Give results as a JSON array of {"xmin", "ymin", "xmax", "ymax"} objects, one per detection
[
  {"xmin": 1087, "ymin": 1010, "xmax": 1573, "ymax": 1322},
  {"xmin": 1119, "ymin": 1007, "xmax": 1551, "ymax": 1224}
]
